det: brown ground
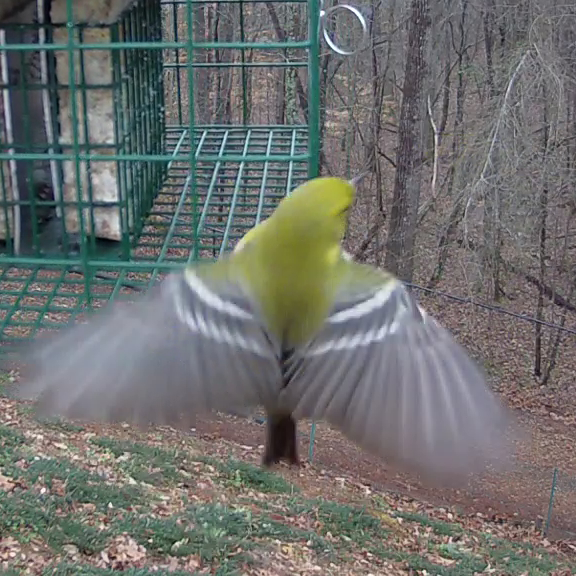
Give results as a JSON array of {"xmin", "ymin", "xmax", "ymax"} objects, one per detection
[{"xmin": 192, "ymin": 408, "xmax": 576, "ymax": 540}]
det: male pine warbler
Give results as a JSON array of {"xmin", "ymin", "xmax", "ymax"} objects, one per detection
[{"xmin": 13, "ymin": 176, "xmax": 514, "ymax": 484}]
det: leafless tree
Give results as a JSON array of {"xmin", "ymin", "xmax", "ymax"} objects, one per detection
[{"xmin": 384, "ymin": 0, "xmax": 431, "ymax": 282}]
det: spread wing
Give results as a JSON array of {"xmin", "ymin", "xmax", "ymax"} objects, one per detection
[
  {"xmin": 282, "ymin": 265, "xmax": 515, "ymax": 484},
  {"xmin": 12, "ymin": 264, "xmax": 283, "ymax": 428}
]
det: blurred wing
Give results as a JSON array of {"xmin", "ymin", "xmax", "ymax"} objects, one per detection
[
  {"xmin": 13, "ymin": 264, "xmax": 283, "ymax": 428},
  {"xmin": 283, "ymin": 265, "xmax": 514, "ymax": 484}
]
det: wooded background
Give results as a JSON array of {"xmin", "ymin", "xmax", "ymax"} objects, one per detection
[
  {"xmin": 163, "ymin": 0, "xmax": 576, "ymax": 390},
  {"xmin": 2, "ymin": 0, "xmax": 576, "ymax": 536}
]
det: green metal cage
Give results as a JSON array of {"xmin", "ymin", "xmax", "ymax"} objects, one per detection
[{"xmin": 0, "ymin": 0, "xmax": 323, "ymax": 349}]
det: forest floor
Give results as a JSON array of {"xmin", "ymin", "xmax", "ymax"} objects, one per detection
[
  {"xmin": 2, "ymin": 374, "xmax": 576, "ymax": 575},
  {"xmin": 4, "ymin": 165, "xmax": 576, "ymax": 573}
]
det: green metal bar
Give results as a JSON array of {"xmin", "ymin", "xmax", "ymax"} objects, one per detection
[
  {"xmin": 163, "ymin": 61, "xmax": 308, "ymax": 69},
  {"xmin": 286, "ymin": 129, "xmax": 298, "ymax": 195},
  {"xmin": 0, "ymin": 152, "xmax": 310, "ymax": 162},
  {"xmin": 239, "ymin": 0, "xmax": 248, "ymax": 124},
  {"xmin": 167, "ymin": 129, "xmax": 191, "ymax": 171},
  {"xmin": 156, "ymin": 173, "xmax": 193, "ymax": 265},
  {"xmin": 0, "ymin": 257, "xmax": 185, "ymax": 270},
  {"xmin": 148, "ymin": 127, "xmax": 195, "ymax": 268},
  {"xmin": 78, "ymin": 25, "xmax": 98, "ymax": 258},
  {"xmin": 544, "ymin": 467, "xmax": 558, "ymax": 536},
  {"xmin": 65, "ymin": 0, "xmax": 92, "ymax": 307},
  {"xmin": 308, "ymin": 423, "xmax": 317, "ymax": 462},
  {"xmin": 219, "ymin": 130, "xmax": 252, "ymax": 255},
  {"xmin": 0, "ymin": 268, "xmax": 39, "ymax": 329},
  {"xmin": 33, "ymin": 268, "xmax": 74, "ymax": 328},
  {"xmin": 0, "ymin": 24, "xmax": 15, "ymax": 256},
  {"xmin": 168, "ymin": 124, "xmax": 309, "ymax": 129},
  {"xmin": 121, "ymin": 11, "xmax": 135, "ymax": 256},
  {"xmin": 153, "ymin": 0, "xmax": 167, "ymax": 194},
  {"xmin": 187, "ymin": 0, "xmax": 198, "ymax": 265},
  {"xmin": 171, "ymin": 0, "xmax": 184, "ymax": 125},
  {"xmin": 131, "ymin": 7, "xmax": 145, "ymax": 255},
  {"xmin": 307, "ymin": 0, "xmax": 320, "ymax": 179},
  {"xmin": 169, "ymin": 0, "xmax": 308, "ymax": 4},
  {"xmin": 0, "ymin": 41, "xmax": 311, "ymax": 52},
  {"xmin": 111, "ymin": 20, "xmax": 129, "ymax": 260},
  {"xmin": 307, "ymin": 0, "xmax": 321, "ymax": 460},
  {"xmin": 193, "ymin": 132, "xmax": 230, "ymax": 240},
  {"xmin": 17, "ymin": 34, "xmax": 41, "ymax": 256},
  {"xmin": 255, "ymin": 130, "xmax": 275, "ymax": 225}
]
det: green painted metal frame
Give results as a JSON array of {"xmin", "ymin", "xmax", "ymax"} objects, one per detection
[
  {"xmin": 0, "ymin": 0, "xmax": 321, "ymax": 460},
  {"xmin": 0, "ymin": 0, "xmax": 321, "ymax": 345}
]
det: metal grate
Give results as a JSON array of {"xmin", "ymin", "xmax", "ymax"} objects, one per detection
[
  {"xmin": 0, "ymin": 0, "xmax": 166, "ymax": 260},
  {"xmin": 0, "ymin": 0, "xmax": 322, "ymax": 349},
  {"xmin": 0, "ymin": 125, "xmax": 310, "ymax": 347}
]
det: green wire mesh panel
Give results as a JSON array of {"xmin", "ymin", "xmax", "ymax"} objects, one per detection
[
  {"xmin": 0, "ymin": 0, "xmax": 321, "ymax": 349},
  {"xmin": 0, "ymin": 0, "xmax": 166, "ymax": 260}
]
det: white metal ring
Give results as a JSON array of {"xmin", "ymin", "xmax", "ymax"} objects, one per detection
[{"xmin": 320, "ymin": 3, "xmax": 368, "ymax": 57}]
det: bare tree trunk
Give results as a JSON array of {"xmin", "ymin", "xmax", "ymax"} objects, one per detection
[
  {"xmin": 367, "ymin": 0, "xmax": 390, "ymax": 213},
  {"xmin": 275, "ymin": 71, "xmax": 286, "ymax": 124},
  {"xmin": 540, "ymin": 207, "xmax": 576, "ymax": 386},
  {"xmin": 438, "ymin": 23, "xmax": 451, "ymax": 143},
  {"xmin": 0, "ymin": 0, "xmax": 35, "ymax": 22},
  {"xmin": 194, "ymin": 4, "xmax": 210, "ymax": 123},
  {"xmin": 384, "ymin": 0, "xmax": 431, "ymax": 282},
  {"xmin": 428, "ymin": 1, "xmax": 468, "ymax": 287},
  {"xmin": 273, "ymin": 3, "xmax": 287, "ymax": 124},
  {"xmin": 213, "ymin": 6, "xmax": 233, "ymax": 124},
  {"xmin": 534, "ymin": 82, "xmax": 550, "ymax": 380},
  {"xmin": 483, "ymin": 161, "xmax": 503, "ymax": 301},
  {"xmin": 318, "ymin": 34, "xmax": 333, "ymax": 174},
  {"xmin": 483, "ymin": 0, "xmax": 496, "ymax": 100},
  {"xmin": 539, "ymin": 6, "xmax": 576, "ymax": 385},
  {"xmin": 285, "ymin": 3, "xmax": 300, "ymax": 124},
  {"xmin": 212, "ymin": 5, "xmax": 233, "ymax": 256}
]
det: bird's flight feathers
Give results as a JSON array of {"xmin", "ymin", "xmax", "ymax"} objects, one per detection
[
  {"xmin": 12, "ymin": 265, "xmax": 283, "ymax": 427},
  {"xmin": 282, "ymin": 261, "xmax": 515, "ymax": 484}
]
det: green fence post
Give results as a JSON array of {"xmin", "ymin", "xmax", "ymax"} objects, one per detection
[
  {"xmin": 544, "ymin": 467, "xmax": 558, "ymax": 536},
  {"xmin": 308, "ymin": 421, "xmax": 316, "ymax": 462}
]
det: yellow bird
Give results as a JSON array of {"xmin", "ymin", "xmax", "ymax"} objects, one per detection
[{"xmin": 13, "ymin": 175, "xmax": 515, "ymax": 484}]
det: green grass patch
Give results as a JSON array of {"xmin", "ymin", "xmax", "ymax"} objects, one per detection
[
  {"xmin": 4, "ymin": 456, "xmax": 144, "ymax": 509},
  {"xmin": 0, "ymin": 424, "xmax": 26, "ymax": 471},
  {"xmin": 0, "ymin": 491, "xmax": 60, "ymax": 538},
  {"xmin": 394, "ymin": 510, "xmax": 464, "ymax": 537},
  {"xmin": 481, "ymin": 534, "xmax": 573, "ymax": 575},
  {"xmin": 115, "ymin": 504, "xmax": 253, "ymax": 565},
  {"xmin": 0, "ymin": 372, "xmax": 14, "ymax": 397},
  {"xmin": 210, "ymin": 457, "xmax": 299, "ymax": 495},
  {"xmin": 38, "ymin": 418, "xmax": 86, "ymax": 433},
  {"xmin": 1, "ymin": 417, "xmax": 575, "ymax": 575},
  {"xmin": 0, "ymin": 492, "xmax": 109, "ymax": 554},
  {"xmin": 285, "ymin": 498, "xmax": 385, "ymax": 547},
  {"xmin": 91, "ymin": 437, "xmax": 185, "ymax": 486},
  {"xmin": 113, "ymin": 501, "xmax": 329, "ymax": 565},
  {"xmin": 0, "ymin": 424, "xmax": 25, "ymax": 452}
]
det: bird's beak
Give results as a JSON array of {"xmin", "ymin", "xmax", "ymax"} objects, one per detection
[{"xmin": 349, "ymin": 170, "xmax": 371, "ymax": 188}]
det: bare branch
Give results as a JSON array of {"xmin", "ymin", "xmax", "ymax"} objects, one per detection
[
  {"xmin": 417, "ymin": 94, "xmax": 440, "ymax": 223},
  {"xmin": 463, "ymin": 51, "xmax": 532, "ymax": 244}
]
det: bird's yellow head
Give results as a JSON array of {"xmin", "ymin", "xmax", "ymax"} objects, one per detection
[
  {"xmin": 273, "ymin": 176, "xmax": 356, "ymax": 245},
  {"xmin": 231, "ymin": 175, "xmax": 363, "ymax": 345},
  {"xmin": 234, "ymin": 224, "xmax": 261, "ymax": 253}
]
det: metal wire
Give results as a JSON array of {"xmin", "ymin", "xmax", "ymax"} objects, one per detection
[{"xmin": 407, "ymin": 282, "xmax": 576, "ymax": 337}]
